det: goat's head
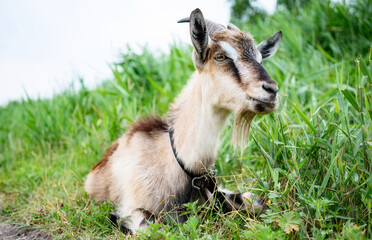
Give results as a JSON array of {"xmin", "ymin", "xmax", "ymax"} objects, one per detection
[{"xmin": 179, "ymin": 9, "xmax": 282, "ymax": 116}]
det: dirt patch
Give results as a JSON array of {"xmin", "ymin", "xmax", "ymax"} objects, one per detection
[
  {"xmin": 0, "ymin": 194, "xmax": 52, "ymax": 239},
  {"xmin": 0, "ymin": 220, "xmax": 52, "ymax": 240}
]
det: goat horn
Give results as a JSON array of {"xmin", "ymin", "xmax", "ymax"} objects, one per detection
[
  {"xmin": 227, "ymin": 23, "xmax": 241, "ymax": 32},
  {"xmin": 177, "ymin": 17, "xmax": 225, "ymax": 38}
]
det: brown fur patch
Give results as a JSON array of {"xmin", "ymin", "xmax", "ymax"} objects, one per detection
[
  {"xmin": 128, "ymin": 116, "xmax": 168, "ymax": 139},
  {"xmin": 92, "ymin": 141, "xmax": 119, "ymax": 171}
]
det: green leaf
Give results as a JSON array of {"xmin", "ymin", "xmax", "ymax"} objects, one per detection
[
  {"xmin": 318, "ymin": 147, "xmax": 343, "ymax": 196},
  {"xmin": 289, "ymin": 101, "xmax": 317, "ymax": 133},
  {"xmin": 360, "ymin": 75, "xmax": 368, "ymax": 88},
  {"xmin": 302, "ymin": 61, "xmax": 343, "ymax": 82},
  {"xmin": 334, "ymin": 97, "xmax": 340, "ymax": 114},
  {"xmin": 341, "ymin": 89, "xmax": 359, "ymax": 111},
  {"xmin": 146, "ymin": 76, "xmax": 167, "ymax": 95},
  {"xmin": 344, "ymin": 163, "xmax": 359, "ymax": 185},
  {"xmin": 277, "ymin": 212, "xmax": 303, "ymax": 234},
  {"xmin": 314, "ymin": 137, "xmax": 332, "ymax": 151},
  {"xmin": 111, "ymin": 80, "xmax": 130, "ymax": 97},
  {"xmin": 353, "ymin": 129, "xmax": 363, "ymax": 157},
  {"xmin": 252, "ymin": 135, "xmax": 278, "ymax": 189},
  {"xmin": 359, "ymin": 56, "xmax": 372, "ymax": 83}
]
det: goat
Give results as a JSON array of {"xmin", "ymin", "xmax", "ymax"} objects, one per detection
[{"xmin": 84, "ymin": 8, "xmax": 282, "ymax": 234}]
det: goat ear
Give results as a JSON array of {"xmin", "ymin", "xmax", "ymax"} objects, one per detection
[
  {"xmin": 257, "ymin": 31, "xmax": 282, "ymax": 60},
  {"xmin": 189, "ymin": 9, "xmax": 208, "ymax": 68}
]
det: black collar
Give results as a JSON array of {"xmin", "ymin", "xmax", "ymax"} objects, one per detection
[
  {"xmin": 168, "ymin": 127, "xmax": 218, "ymax": 190},
  {"xmin": 168, "ymin": 127, "xmax": 200, "ymax": 178},
  {"xmin": 168, "ymin": 127, "xmax": 229, "ymax": 212}
]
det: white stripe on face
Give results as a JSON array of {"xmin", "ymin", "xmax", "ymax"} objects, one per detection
[{"xmin": 220, "ymin": 42, "xmax": 239, "ymax": 62}]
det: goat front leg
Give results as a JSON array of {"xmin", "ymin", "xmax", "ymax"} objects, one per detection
[{"xmin": 210, "ymin": 188, "xmax": 267, "ymax": 214}]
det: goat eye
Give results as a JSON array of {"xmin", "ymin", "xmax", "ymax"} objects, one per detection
[{"xmin": 215, "ymin": 55, "xmax": 226, "ymax": 61}]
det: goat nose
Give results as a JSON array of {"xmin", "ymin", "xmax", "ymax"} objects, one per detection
[{"xmin": 262, "ymin": 83, "xmax": 278, "ymax": 95}]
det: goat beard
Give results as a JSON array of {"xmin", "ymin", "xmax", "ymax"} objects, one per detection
[{"xmin": 232, "ymin": 111, "xmax": 256, "ymax": 155}]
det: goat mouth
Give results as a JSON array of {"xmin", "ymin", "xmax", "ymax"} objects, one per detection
[{"xmin": 246, "ymin": 95, "xmax": 277, "ymax": 105}]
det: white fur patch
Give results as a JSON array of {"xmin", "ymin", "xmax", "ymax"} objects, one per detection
[
  {"xmin": 256, "ymin": 51, "xmax": 262, "ymax": 64},
  {"xmin": 220, "ymin": 42, "xmax": 238, "ymax": 62}
]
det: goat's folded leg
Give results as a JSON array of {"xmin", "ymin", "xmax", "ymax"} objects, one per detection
[
  {"xmin": 109, "ymin": 211, "xmax": 131, "ymax": 234},
  {"xmin": 109, "ymin": 208, "xmax": 155, "ymax": 235},
  {"xmin": 213, "ymin": 188, "xmax": 267, "ymax": 214}
]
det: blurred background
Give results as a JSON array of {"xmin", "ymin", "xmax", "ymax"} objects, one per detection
[{"xmin": 0, "ymin": 0, "xmax": 276, "ymax": 105}]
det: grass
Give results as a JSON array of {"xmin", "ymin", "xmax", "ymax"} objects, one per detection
[{"xmin": 1, "ymin": 1, "xmax": 371, "ymax": 239}]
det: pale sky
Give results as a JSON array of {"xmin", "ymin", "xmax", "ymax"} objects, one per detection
[{"xmin": 0, "ymin": 0, "xmax": 276, "ymax": 106}]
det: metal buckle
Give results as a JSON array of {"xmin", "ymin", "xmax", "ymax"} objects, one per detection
[
  {"xmin": 191, "ymin": 170, "xmax": 217, "ymax": 190},
  {"xmin": 208, "ymin": 169, "xmax": 217, "ymax": 176},
  {"xmin": 191, "ymin": 174, "xmax": 207, "ymax": 190}
]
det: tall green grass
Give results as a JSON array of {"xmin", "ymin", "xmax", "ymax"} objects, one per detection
[{"xmin": 1, "ymin": 1, "xmax": 371, "ymax": 239}]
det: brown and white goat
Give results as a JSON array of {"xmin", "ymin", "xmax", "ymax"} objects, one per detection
[{"xmin": 85, "ymin": 8, "xmax": 282, "ymax": 234}]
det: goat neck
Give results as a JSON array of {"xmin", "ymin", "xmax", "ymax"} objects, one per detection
[{"xmin": 169, "ymin": 72, "xmax": 230, "ymax": 176}]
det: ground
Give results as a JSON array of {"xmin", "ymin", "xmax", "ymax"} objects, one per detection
[{"xmin": 0, "ymin": 219, "xmax": 51, "ymax": 240}]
